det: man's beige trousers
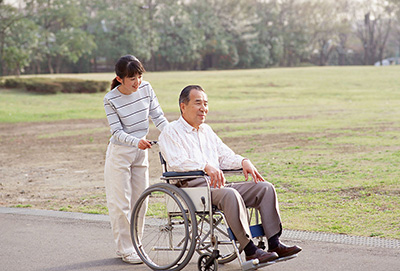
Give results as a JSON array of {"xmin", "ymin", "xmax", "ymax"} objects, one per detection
[{"xmin": 183, "ymin": 177, "xmax": 282, "ymax": 250}]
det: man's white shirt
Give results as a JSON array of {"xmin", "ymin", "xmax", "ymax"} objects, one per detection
[{"xmin": 158, "ymin": 116, "xmax": 244, "ymax": 172}]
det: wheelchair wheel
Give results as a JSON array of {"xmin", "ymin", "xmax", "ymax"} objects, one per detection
[
  {"xmin": 196, "ymin": 210, "xmax": 237, "ymax": 264},
  {"xmin": 198, "ymin": 253, "xmax": 218, "ymax": 271},
  {"xmin": 131, "ymin": 183, "xmax": 197, "ymax": 271}
]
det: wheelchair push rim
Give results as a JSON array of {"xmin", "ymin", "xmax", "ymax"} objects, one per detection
[{"xmin": 131, "ymin": 183, "xmax": 198, "ymax": 271}]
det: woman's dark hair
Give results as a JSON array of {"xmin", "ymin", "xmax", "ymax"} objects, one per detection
[
  {"xmin": 179, "ymin": 85, "xmax": 204, "ymax": 113},
  {"xmin": 110, "ymin": 55, "xmax": 146, "ymax": 90}
]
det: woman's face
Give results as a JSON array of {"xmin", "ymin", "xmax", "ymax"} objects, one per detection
[{"xmin": 117, "ymin": 73, "xmax": 143, "ymax": 93}]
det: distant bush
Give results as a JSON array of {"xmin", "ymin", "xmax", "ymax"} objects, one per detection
[
  {"xmin": 25, "ymin": 81, "xmax": 63, "ymax": 94},
  {"xmin": 2, "ymin": 77, "xmax": 108, "ymax": 94},
  {"xmin": 4, "ymin": 78, "xmax": 26, "ymax": 89},
  {"xmin": 55, "ymin": 78, "xmax": 108, "ymax": 93}
]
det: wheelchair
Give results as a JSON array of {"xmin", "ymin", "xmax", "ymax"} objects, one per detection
[{"xmin": 130, "ymin": 151, "xmax": 297, "ymax": 271}]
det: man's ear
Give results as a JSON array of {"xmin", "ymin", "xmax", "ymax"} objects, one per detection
[
  {"xmin": 180, "ymin": 102, "xmax": 186, "ymax": 114},
  {"xmin": 116, "ymin": 76, "xmax": 123, "ymax": 84}
]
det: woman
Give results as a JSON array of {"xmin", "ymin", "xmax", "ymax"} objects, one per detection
[{"xmin": 103, "ymin": 55, "xmax": 168, "ymax": 264}]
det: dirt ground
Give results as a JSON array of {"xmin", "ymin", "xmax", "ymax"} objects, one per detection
[
  {"xmin": 0, "ymin": 116, "xmax": 254, "ymax": 213},
  {"xmin": 0, "ymin": 115, "xmax": 320, "ymax": 213},
  {"xmin": 0, "ymin": 118, "xmax": 161, "ymax": 213}
]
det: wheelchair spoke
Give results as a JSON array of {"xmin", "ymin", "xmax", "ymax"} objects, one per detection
[
  {"xmin": 195, "ymin": 213, "xmax": 237, "ymax": 264},
  {"xmin": 131, "ymin": 184, "xmax": 197, "ymax": 271}
]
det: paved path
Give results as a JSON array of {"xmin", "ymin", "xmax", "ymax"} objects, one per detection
[{"xmin": 1, "ymin": 207, "xmax": 399, "ymax": 271}]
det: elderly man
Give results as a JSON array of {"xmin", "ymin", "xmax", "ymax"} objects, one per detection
[{"xmin": 158, "ymin": 85, "xmax": 301, "ymax": 263}]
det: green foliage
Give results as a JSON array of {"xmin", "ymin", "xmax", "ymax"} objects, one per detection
[
  {"xmin": 2, "ymin": 0, "xmax": 399, "ymax": 75},
  {"xmin": 186, "ymin": 0, "xmax": 252, "ymax": 69},
  {"xmin": 83, "ymin": 0, "xmax": 154, "ymax": 64},
  {"xmin": 55, "ymin": 78, "xmax": 108, "ymax": 93},
  {"xmin": 0, "ymin": 3, "xmax": 33, "ymax": 75},
  {"xmin": 25, "ymin": 81, "xmax": 63, "ymax": 94},
  {"xmin": 4, "ymin": 78, "xmax": 26, "ymax": 88},
  {"xmin": 23, "ymin": 0, "xmax": 96, "ymax": 74},
  {"xmin": 3, "ymin": 77, "xmax": 108, "ymax": 94},
  {"xmin": 156, "ymin": 1, "xmax": 203, "ymax": 69},
  {"xmin": 2, "ymin": 17, "xmax": 39, "ymax": 75},
  {"xmin": 13, "ymin": 204, "xmax": 33, "ymax": 208}
]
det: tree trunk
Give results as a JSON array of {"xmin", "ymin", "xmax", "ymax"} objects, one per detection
[
  {"xmin": 55, "ymin": 56, "xmax": 62, "ymax": 73},
  {"xmin": 337, "ymin": 47, "xmax": 345, "ymax": 66},
  {"xmin": 47, "ymin": 55, "xmax": 54, "ymax": 74}
]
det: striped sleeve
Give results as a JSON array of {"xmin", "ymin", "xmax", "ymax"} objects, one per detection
[
  {"xmin": 148, "ymin": 85, "xmax": 168, "ymax": 131},
  {"xmin": 104, "ymin": 96, "xmax": 140, "ymax": 147}
]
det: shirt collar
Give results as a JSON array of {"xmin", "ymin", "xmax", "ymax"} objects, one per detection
[{"xmin": 178, "ymin": 116, "xmax": 204, "ymax": 132}]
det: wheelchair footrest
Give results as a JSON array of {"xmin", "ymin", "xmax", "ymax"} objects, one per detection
[
  {"xmin": 274, "ymin": 254, "xmax": 298, "ymax": 263},
  {"xmin": 228, "ymin": 224, "xmax": 265, "ymax": 241},
  {"xmin": 241, "ymin": 254, "xmax": 298, "ymax": 270},
  {"xmin": 241, "ymin": 259, "xmax": 274, "ymax": 271}
]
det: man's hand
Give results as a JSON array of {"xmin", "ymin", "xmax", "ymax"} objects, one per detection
[
  {"xmin": 204, "ymin": 164, "xmax": 226, "ymax": 188},
  {"xmin": 242, "ymin": 159, "xmax": 265, "ymax": 183},
  {"xmin": 138, "ymin": 139, "xmax": 152, "ymax": 150}
]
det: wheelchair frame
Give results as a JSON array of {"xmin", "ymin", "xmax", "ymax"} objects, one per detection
[{"xmin": 130, "ymin": 152, "xmax": 297, "ymax": 271}]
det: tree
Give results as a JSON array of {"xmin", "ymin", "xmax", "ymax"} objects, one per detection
[
  {"xmin": 185, "ymin": 0, "xmax": 256, "ymax": 69},
  {"xmin": 354, "ymin": 0, "xmax": 394, "ymax": 65},
  {"xmin": 3, "ymin": 17, "xmax": 39, "ymax": 75},
  {"xmin": 0, "ymin": 2, "xmax": 26, "ymax": 75},
  {"xmin": 139, "ymin": 0, "xmax": 160, "ymax": 70},
  {"xmin": 156, "ymin": 1, "xmax": 203, "ymax": 70},
  {"xmin": 251, "ymin": 0, "xmax": 285, "ymax": 67},
  {"xmin": 26, "ymin": 0, "xmax": 96, "ymax": 73},
  {"xmin": 388, "ymin": 0, "xmax": 400, "ymax": 61},
  {"xmin": 82, "ymin": 0, "xmax": 155, "ymax": 71},
  {"xmin": 307, "ymin": 0, "xmax": 337, "ymax": 66},
  {"xmin": 332, "ymin": 0, "xmax": 353, "ymax": 66},
  {"xmin": 273, "ymin": 0, "xmax": 312, "ymax": 66},
  {"xmin": 185, "ymin": 0, "xmax": 232, "ymax": 69}
]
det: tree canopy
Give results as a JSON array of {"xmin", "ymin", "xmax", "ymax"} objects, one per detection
[{"xmin": 1, "ymin": 0, "xmax": 399, "ymax": 75}]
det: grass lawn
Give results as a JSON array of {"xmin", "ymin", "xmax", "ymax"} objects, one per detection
[{"xmin": 1, "ymin": 66, "xmax": 399, "ymax": 239}]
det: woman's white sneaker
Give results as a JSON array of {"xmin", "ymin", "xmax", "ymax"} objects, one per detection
[{"xmin": 121, "ymin": 252, "xmax": 143, "ymax": 264}]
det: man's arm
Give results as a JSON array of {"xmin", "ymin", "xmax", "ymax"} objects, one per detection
[
  {"xmin": 212, "ymin": 127, "xmax": 243, "ymax": 170},
  {"xmin": 204, "ymin": 163, "xmax": 226, "ymax": 189},
  {"xmin": 241, "ymin": 159, "xmax": 266, "ymax": 183},
  {"xmin": 212, "ymin": 127, "xmax": 265, "ymax": 183}
]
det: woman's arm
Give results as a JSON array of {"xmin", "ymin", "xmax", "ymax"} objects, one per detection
[
  {"xmin": 148, "ymin": 85, "xmax": 169, "ymax": 131},
  {"xmin": 104, "ymin": 97, "xmax": 141, "ymax": 147}
]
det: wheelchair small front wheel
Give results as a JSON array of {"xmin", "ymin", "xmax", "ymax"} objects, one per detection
[
  {"xmin": 196, "ymin": 211, "xmax": 237, "ymax": 264},
  {"xmin": 198, "ymin": 253, "xmax": 218, "ymax": 271}
]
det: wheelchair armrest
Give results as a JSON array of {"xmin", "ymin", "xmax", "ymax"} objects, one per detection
[
  {"xmin": 162, "ymin": 169, "xmax": 241, "ymax": 178},
  {"xmin": 162, "ymin": 171, "xmax": 205, "ymax": 178},
  {"xmin": 222, "ymin": 169, "xmax": 243, "ymax": 174}
]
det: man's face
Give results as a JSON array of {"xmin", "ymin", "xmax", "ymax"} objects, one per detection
[{"xmin": 181, "ymin": 89, "xmax": 208, "ymax": 129}]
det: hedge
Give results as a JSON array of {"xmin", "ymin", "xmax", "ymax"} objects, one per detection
[
  {"xmin": 25, "ymin": 81, "xmax": 63, "ymax": 94},
  {"xmin": 3, "ymin": 78, "xmax": 26, "ymax": 89},
  {"xmin": 1, "ymin": 77, "xmax": 109, "ymax": 94}
]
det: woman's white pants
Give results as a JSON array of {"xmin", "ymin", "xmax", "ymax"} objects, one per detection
[{"xmin": 104, "ymin": 143, "xmax": 149, "ymax": 255}]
